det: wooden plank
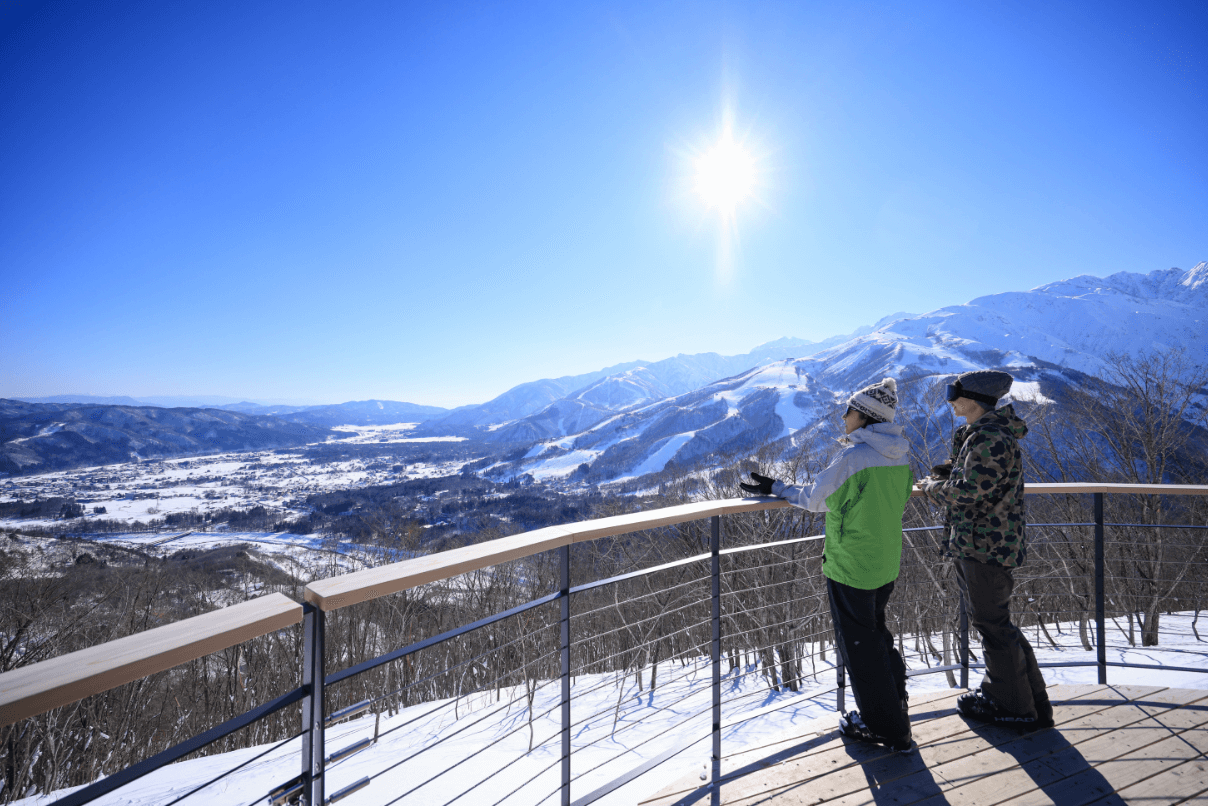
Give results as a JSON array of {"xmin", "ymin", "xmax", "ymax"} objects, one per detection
[
  {"xmin": 758, "ymin": 687, "xmax": 1148, "ymax": 806},
  {"xmin": 998, "ymin": 725, "xmax": 1208, "ymax": 806},
  {"xmin": 794, "ymin": 687, "xmax": 1130, "ymax": 806},
  {"xmin": 724, "ymin": 689, "xmax": 964, "ymax": 769},
  {"xmin": 926, "ymin": 687, "xmax": 1174, "ymax": 796},
  {"xmin": 1042, "ymin": 686, "xmax": 1208, "ymax": 749},
  {"xmin": 1110, "ymin": 686, "xmax": 1208, "ymax": 713},
  {"xmin": 697, "ymin": 699, "xmax": 984, "ymax": 805},
  {"xmin": 910, "ymin": 688, "xmax": 1208, "ymax": 806},
  {"xmin": 915, "ymin": 686, "xmax": 1119, "ymax": 771},
  {"xmin": 727, "ymin": 752, "xmax": 946, "ymax": 806},
  {"xmin": 640, "ymin": 685, "xmax": 1208, "ymax": 806},
  {"xmin": 641, "ymin": 691, "xmax": 970, "ymax": 806},
  {"xmin": 789, "ymin": 685, "xmax": 1114, "ymax": 799},
  {"xmin": 1022, "ymin": 714, "xmax": 1208, "ymax": 797},
  {"xmin": 720, "ymin": 737, "xmax": 924, "ymax": 805},
  {"xmin": 640, "ymin": 687, "xmax": 1115, "ymax": 806},
  {"xmin": 642, "ymin": 724, "xmax": 902, "ymax": 805},
  {"xmin": 0, "ymin": 593, "xmax": 302, "ymax": 727},
  {"xmin": 1092, "ymin": 758, "xmax": 1208, "ymax": 805},
  {"xmin": 643, "ymin": 712, "xmax": 906, "ymax": 804}
]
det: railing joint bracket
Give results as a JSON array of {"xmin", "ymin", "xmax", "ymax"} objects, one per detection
[
  {"xmin": 325, "ymin": 777, "xmax": 370, "ymax": 804},
  {"xmin": 267, "ymin": 775, "xmax": 304, "ymax": 806}
]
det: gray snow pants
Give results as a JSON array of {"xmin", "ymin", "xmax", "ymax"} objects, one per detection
[{"xmin": 955, "ymin": 557, "xmax": 1049, "ymax": 719}]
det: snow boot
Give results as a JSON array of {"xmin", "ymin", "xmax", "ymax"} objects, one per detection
[
  {"xmin": 839, "ymin": 710, "xmax": 914, "ymax": 754},
  {"xmin": 957, "ymin": 689, "xmax": 1051, "ymax": 729}
]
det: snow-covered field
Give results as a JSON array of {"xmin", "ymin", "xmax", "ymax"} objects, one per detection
[
  {"xmin": 15, "ymin": 615, "xmax": 1208, "ymax": 806},
  {"xmin": 331, "ymin": 424, "xmax": 468, "ymax": 446},
  {"xmin": 0, "ymin": 425, "xmax": 471, "ymax": 532}
]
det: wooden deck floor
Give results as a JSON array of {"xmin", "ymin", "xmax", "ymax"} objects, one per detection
[{"xmin": 641, "ymin": 684, "xmax": 1208, "ymax": 806}]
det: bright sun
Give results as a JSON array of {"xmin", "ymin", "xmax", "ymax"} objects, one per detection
[{"xmin": 694, "ymin": 137, "xmax": 756, "ymax": 212}]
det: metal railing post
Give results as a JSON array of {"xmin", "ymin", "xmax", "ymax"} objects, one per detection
[
  {"xmin": 959, "ymin": 594, "xmax": 970, "ymax": 689},
  {"xmin": 560, "ymin": 544, "xmax": 572, "ymax": 806},
  {"xmin": 836, "ymin": 659, "xmax": 845, "ymax": 714},
  {"xmin": 301, "ymin": 602, "xmax": 326, "ymax": 806},
  {"xmin": 1094, "ymin": 492, "xmax": 1107, "ymax": 685},
  {"xmin": 710, "ymin": 515, "xmax": 722, "ymax": 804}
]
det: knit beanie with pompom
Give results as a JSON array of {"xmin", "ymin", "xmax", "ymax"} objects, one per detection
[{"xmin": 847, "ymin": 377, "xmax": 898, "ymax": 424}]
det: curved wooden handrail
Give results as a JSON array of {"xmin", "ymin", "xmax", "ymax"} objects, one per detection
[
  {"xmin": 0, "ymin": 593, "xmax": 302, "ymax": 728},
  {"xmin": 303, "ymin": 498, "xmax": 789, "ymax": 610},
  {"xmin": 302, "ymin": 482, "xmax": 1208, "ymax": 611}
]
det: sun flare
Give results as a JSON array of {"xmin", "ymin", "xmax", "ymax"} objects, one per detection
[{"xmin": 694, "ymin": 137, "xmax": 756, "ymax": 212}]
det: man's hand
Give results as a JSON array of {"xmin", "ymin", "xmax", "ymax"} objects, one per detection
[
  {"xmin": 739, "ymin": 471, "xmax": 779, "ymax": 496},
  {"xmin": 917, "ymin": 475, "xmax": 943, "ymax": 501},
  {"xmin": 930, "ymin": 461, "xmax": 952, "ymax": 479}
]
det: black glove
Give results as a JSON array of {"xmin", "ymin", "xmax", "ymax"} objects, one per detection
[
  {"xmin": 739, "ymin": 471, "xmax": 779, "ymax": 496},
  {"xmin": 930, "ymin": 461, "xmax": 953, "ymax": 479}
]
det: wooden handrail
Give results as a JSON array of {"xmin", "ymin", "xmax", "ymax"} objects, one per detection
[
  {"xmin": 304, "ymin": 498, "xmax": 789, "ymax": 610},
  {"xmin": 1019, "ymin": 483, "xmax": 1208, "ymax": 495},
  {"xmin": 0, "ymin": 593, "xmax": 302, "ymax": 728},
  {"xmin": 303, "ymin": 483, "xmax": 1208, "ymax": 611}
]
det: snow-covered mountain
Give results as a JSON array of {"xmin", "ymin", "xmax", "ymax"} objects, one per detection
[
  {"xmin": 223, "ymin": 399, "xmax": 449, "ymax": 426},
  {"xmin": 419, "ymin": 314, "xmax": 912, "ymax": 440},
  {"xmin": 498, "ymin": 263, "xmax": 1208, "ymax": 484}
]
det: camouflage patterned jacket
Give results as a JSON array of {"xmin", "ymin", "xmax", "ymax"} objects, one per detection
[{"xmin": 918, "ymin": 404, "xmax": 1028, "ymax": 568}]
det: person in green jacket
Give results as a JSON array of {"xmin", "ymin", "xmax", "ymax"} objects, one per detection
[{"xmin": 740, "ymin": 377, "xmax": 915, "ymax": 752}]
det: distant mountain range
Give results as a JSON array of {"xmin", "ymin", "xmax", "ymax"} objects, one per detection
[
  {"xmin": 212, "ymin": 399, "xmax": 450, "ymax": 427},
  {"xmin": 416, "ymin": 314, "xmax": 912, "ymax": 438},
  {"xmin": 478, "ymin": 263, "xmax": 1208, "ymax": 484},
  {"xmin": 16, "ymin": 394, "xmax": 315, "ymax": 408},
  {"xmin": 5, "ymin": 263, "xmax": 1203, "ymax": 483},
  {"xmin": 12, "ymin": 397, "xmax": 452, "ymax": 428},
  {"xmin": 0, "ymin": 401, "xmax": 333, "ymax": 476},
  {"xmin": 11, "ymin": 318, "xmax": 911, "ymax": 436}
]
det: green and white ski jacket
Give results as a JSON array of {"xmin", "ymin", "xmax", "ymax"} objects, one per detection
[{"xmin": 772, "ymin": 423, "xmax": 914, "ymax": 590}]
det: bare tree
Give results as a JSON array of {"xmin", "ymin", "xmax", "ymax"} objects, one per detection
[{"xmin": 1038, "ymin": 349, "xmax": 1208, "ymax": 645}]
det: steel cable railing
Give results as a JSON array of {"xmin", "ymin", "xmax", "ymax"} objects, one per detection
[
  {"xmin": 161, "ymin": 732, "xmax": 305, "ymax": 806},
  {"xmin": 8, "ymin": 486, "xmax": 1206, "ymax": 805}
]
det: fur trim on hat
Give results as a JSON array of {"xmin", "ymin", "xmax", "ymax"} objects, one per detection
[{"xmin": 848, "ymin": 377, "xmax": 898, "ymax": 423}]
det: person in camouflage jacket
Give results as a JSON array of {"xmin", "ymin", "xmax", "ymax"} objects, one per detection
[
  {"xmin": 931, "ymin": 404, "xmax": 1028, "ymax": 567},
  {"xmin": 918, "ymin": 370, "xmax": 1051, "ymax": 729}
]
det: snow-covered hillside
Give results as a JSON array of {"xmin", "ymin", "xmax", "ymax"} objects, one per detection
[{"xmin": 504, "ymin": 263, "xmax": 1207, "ymax": 483}]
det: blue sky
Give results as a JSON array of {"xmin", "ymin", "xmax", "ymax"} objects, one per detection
[{"xmin": 2, "ymin": 1, "xmax": 1204, "ymax": 408}]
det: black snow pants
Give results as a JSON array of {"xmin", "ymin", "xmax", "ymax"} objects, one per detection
[
  {"xmin": 826, "ymin": 577, "xmax": 910, "ymax": 742},
  {"xmin": 955, "ymin": 557, "xmax": 1049, "ymax": 719}
]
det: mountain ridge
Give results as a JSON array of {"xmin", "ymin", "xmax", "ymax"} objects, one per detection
[
  {"xmin": 0, "ymin": 402, "xmax": 334, "ymax": 477},
  {"xmin": 417, "ymin": 314, "xmax": 915, "ymax": 438},
  {"xmin": 5, "ymin": 263, "xmax": 1202, "ymax": 482},
  {"xmin": 498, "ymin": 262, "xmax": 1207, "ymax": 484}
]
